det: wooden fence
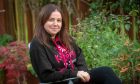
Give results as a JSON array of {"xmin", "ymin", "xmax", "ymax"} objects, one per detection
[
  {"xmin": 0, "ymin": 0, "xmax": 139, "ymax": 42},
  {"xmin": 0, "ymin": 0, "xmax": 91, "ymax": 43}
]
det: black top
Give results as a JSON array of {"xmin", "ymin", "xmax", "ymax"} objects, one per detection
[{"xmin": 29, "ymin": 38, "xmax": 88, "ymax": 83}]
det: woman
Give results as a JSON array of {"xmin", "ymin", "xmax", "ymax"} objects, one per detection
[{"xmin": 29, "ymin": 4, "xmax": 122, "ymax": 84}]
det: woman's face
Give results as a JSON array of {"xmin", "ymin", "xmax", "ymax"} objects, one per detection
[{"xmin": 44, "ymin": 10, "xmax": 62, "ymax": 39}]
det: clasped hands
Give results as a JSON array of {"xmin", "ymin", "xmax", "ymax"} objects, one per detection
[{"xmin": 77, "ymin": 71, "xmax": 90, "ymax": 83}]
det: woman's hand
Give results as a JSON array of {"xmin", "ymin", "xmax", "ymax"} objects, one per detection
[{"xmin": 77, "ymin": 71, "xmax": 90, "ymax": 82}]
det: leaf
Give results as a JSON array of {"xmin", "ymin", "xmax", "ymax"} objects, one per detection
[{"xmin": 125, "ymin": 23, "xmax": 131, "ymax": 31}]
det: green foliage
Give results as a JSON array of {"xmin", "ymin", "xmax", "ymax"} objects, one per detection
[
  {"xmin": 74, "ymin": 12, "xmax": 127, "ymax": 68},
  {"xmin": 90, "ymin": 0, "xmax": 140, "ymax": 15},
  {"xmin": 72, "ymin": 11, "xmax": 140, "ymax": 83},
  {"xmin": 0, "ymin": 34, "xmax": 13, "ymax": 46},
  {"xmin": 27, "ymin": 63, "xmax": 37, "ymax": 77},
  {"xmin": 114, "ymin": 41, "xmax": 140, "ymax": 84},
  {"xmin": 0, "ymin": 70, "xmax": 4, "ymax": 84}
]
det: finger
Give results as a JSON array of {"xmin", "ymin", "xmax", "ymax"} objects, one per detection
[
  {"xmin": 83, "ymin": 75, "xmax": 90, "ymax": 82},
  {"xmin": 82, "ymin": 74, "xmax": 90, "ymax": 82},
  {"xmin": 82, "ymin": 72, "xmax": 90, "ymax": 82},
  {"xmin": 79, "ymin": 74, "xmax": 86, "ymax": 82},
  {"xmin": 77, "ymin": 71, "xmax": 89, "ymax": 82}
]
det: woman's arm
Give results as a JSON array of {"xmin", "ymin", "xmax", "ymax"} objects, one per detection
[
  {"xmin": 73, "ymin": 43, "xmax": 90, "ymax": 82},
  {"xmin": 29, "ymin": 39, "xmax": 78, "ymax": 82},
  {"xmin": 30, "ymin": 39, "xmax": 63, "ymax": 82},
  {"xmin": 74, "ymin": 45, "xmax": 88, "ymax": 71}
]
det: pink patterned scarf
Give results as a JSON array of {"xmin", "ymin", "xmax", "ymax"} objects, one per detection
[{"xmin": 53, "ymin": 36, "xmax": 76, "ymax": 71}]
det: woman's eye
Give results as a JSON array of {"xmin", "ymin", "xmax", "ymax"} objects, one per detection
[
  {"xmin": 48, "ymin": 18, "xmax": 62, "ymax": 23},
  {"xmin": 57, "ymin": 19, "xmax": 62, "ymax": 22},
  {"xmin": 48, "ymin": 18, "xmax": 54, "ymax": 22}
]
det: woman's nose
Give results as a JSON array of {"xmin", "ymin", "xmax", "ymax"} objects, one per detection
[{"xmin": 54, "ymin": 20, "xmax": 58, "ymax": 25}]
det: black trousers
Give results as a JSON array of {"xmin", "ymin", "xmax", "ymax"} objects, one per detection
[
  {"xmin": 78, "ymin": 66, "xmax": 122, "ymax": 84},
  {"xmin": 44, "ymin": 66, "xmax": 122, "ymax": 84}
]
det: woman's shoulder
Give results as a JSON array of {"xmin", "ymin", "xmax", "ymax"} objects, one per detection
[
  {"xmin": 30, "ymin": 38, "xmax": 43, "ymax": 48},
  {"xmin": 30, "ymin": 38, "xmax": 39, "ymax": 45}
]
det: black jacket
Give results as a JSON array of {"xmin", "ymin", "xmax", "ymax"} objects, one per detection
[{"xmin": 29, "ymin": 38, "xmax": 88, "ymax": 83}]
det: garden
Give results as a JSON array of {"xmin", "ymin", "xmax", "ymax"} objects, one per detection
[{"xmin": 0, "ymin": 0, "xmax": 140, "ymax": 84}]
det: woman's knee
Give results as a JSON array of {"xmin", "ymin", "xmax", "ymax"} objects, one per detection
[
  {"xmin": 89, "ymin": 66, "xmax": 122, "ymax": 84},
  {"xmin": 91, "ymin": 66, "xmax": 113, "ymax": 72},
  {"xmin": 98, "ymin": 66, "xmax": 114, "ymax": 73},
  {"xmin": 89, "ymin": 66, "xmax": 115, "ymax": 77}
]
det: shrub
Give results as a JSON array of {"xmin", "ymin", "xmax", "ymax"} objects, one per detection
[
  {"xmin": 72, "ymin": 11, "xmax": 140, "ymax": 83},
  {"xmin": 0, "ymin": 34, "xmax": 13, "ymax": 46},
  {"xmin": 0, "ymin": 41, "xmax": 30, "ymax": 84}
]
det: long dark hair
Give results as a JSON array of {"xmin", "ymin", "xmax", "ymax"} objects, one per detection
[{"xmin": 34, "ymin": 4, "xmax": 73, "ymax": 49}]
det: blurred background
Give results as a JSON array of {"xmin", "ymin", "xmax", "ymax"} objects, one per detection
[{"xmin": 0, "ymin": 0, "xmax": 140, "ymax": 84}]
